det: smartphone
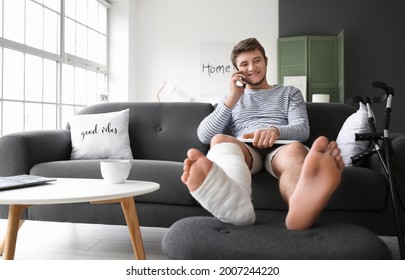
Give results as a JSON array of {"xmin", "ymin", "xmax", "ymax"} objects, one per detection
[{"xmin": 234, "ymin": 66, "xmax": 246, "ymax": 88}]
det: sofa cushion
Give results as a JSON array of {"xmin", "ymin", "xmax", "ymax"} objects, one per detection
[
  {"xmin": 251, "ymin": 166, "xmax": 388, "ymax": 211},
  {"xmin": 336, "ymin": 102, "xmax": 370, "ymax": 166},
  {"xmin": 305, "ymin": 103, "xmax": 356, "ymax": 146},
  {"xmin": 73, "ymin": 102, "xmax": 213, "ymax": 162},
  {"xmin": 30, "ymin": 159, "xmax": 196, "ymax": 206},
  {"xmin": 69, "ymin": 109, "xmax": 133, "ymax": 160}
]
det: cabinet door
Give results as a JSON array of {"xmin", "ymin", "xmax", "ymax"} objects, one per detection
[
  {"xmin": 308, "ymin": 36, "xmax": 337, "ymax": 102},
  {"xmin": 278, "ymin": 32, "xmax": 344, "ymax": 103},
  {"xmin": 278, "ymin": 36, "xmax": 308, "ymax": 86}
]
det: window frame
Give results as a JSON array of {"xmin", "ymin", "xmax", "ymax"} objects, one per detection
[{"xmin": 0, "ymin": 0, "xmax": 109, "ymax": 135}]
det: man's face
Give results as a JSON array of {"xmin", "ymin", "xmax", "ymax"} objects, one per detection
[{"xmin": 235, "ymin": 49, "xmax": 268, "ymax": 88}]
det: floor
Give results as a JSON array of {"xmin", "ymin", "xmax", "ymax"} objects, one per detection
[
  {"xmin": 0, "ymin": 219, "xmax": 169, "ymax": 260},
  {"xmin": 0, "ymin": 219, "xmax": 401, "ymax": 260}
]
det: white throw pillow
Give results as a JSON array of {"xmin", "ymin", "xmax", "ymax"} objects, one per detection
[
  {"xmin": 336, "ymin": 102, "xmax": 370, "ymax": 166},
  {"xmin": 69, "ymin": 109, "xmax": 133, "ymax": 160}
]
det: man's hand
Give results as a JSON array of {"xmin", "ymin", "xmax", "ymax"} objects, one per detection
[
  {"xmin": 242, "ymin": 127, "xmax": 280, "ymax": 149},
  {"xmin": 224, "ymin": 70, "xmax": 247, "ymax": 109}
]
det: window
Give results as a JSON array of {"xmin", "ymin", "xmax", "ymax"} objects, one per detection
[{"xmin": 0, "ymin": 0, "xmax": 109, "ymax": 136}]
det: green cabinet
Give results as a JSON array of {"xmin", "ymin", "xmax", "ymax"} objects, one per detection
[{"xmin": 278, "ymin": 31, "xmax": 344, "ymax": 103}]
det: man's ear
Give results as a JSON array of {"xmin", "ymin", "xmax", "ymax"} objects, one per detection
[{"xmin": 265, "ymin": 56, "xmax": 268, "ymax": 66}]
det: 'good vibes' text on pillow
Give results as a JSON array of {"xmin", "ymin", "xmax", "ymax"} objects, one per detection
[{"xmin": 81, "ymin": 122, "xmax": 118, "ymax": 141}]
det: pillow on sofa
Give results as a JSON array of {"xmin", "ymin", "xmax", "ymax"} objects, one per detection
[
  {"xmin": 69, "ymin": 109, "xmax": 133, "ymax": 160},
  {"xmin": 336, "ymin": 102, "xmax": 370, "ymax": 166}
]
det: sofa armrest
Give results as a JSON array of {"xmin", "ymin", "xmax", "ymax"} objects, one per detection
[
  {"xmin": 365, "ymin": 133, "xmax": 405, "ymax": 197},
  {"xmin": 390, "ymin": 133, "xmax": 405, "ymax": 200},
  {"xmin": 0, "ymin": 129, "xmax": 72, "ymax": 176}
]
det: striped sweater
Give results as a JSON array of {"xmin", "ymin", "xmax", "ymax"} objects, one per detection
[{"xmin": 197, "ymin": 85, "xmax": 310, "ymax": 144}]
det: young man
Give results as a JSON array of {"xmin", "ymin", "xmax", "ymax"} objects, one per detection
[{"xmin": 182, "ymin": 38, "xmax": 344, "ymax": 230}]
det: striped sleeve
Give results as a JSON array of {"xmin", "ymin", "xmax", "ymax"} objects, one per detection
[
  {"xmin": 275, "ymin": 88, "xmax": 309, "ymax": 142},
  {"xmin": 197, "ymin": 101, "xmax": 232, "ymax": 144}
]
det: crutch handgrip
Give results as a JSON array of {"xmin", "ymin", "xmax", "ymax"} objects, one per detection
[
  {"xmin": 372, "ymin": 81, "xmax": 395, "ymax": 103},
  {"xmin": 355, "ymin": 132, "xmax": 382, "ymax": 141},
  {"xmin": 351, "ymin": 146, "xmax": 375, "ymax": 164}
]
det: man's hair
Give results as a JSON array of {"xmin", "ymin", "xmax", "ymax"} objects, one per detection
[{"xmin": 231, "ymin": 38, "xmax": 266, "ymax": 68}]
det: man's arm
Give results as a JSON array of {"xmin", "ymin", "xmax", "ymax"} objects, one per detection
[
  {"xmin": 197, "ymin": 102, "xmax": 232, "ymax": 144},
  {"xmin": 197, "ymin": 70, "xmax": 247, "ymax": 144},
  {"xmin": 276, "ymin": 88, "xmax": 309, "ymax": 142}
]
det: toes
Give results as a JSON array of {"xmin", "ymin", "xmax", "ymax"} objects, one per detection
[
  {"xmin": 331, "ymin": 145, "xmax": 340, "ymax": 158},
  {"xmin": 311, "ymin": 136, "xmax": 329, "ymax": 153},
  {"xmin": 187, "ymin": 148, "xmax": 205, "ymax": 161},
  {"xmin": 181, "ymin": 172, "xmax": 189, "ymax": 184},
  {"xmin": 310, "ymin": 137, "xmax": 345, "ymax": 171},
  {"xmin": 184, "ymin": 149, "xmax": 203, "ymax": 170},
  {"xmin": 311, "ymin": 138, "xmax": 342, "ymax": 158},
  {"xmin": 336, "ymin": 155, "xmax": 345, "ymax": 170},
  {"xmin": 184, "ymin": 158, "xmax": 193, "ymax": 168},
  {"xmin": 324, "ymin": 141, "xmax": 337, "ymax": 155}
]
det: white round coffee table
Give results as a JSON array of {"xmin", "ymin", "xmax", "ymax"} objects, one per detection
[{"xmin": 0, "ymin": 178, "xmax": 159, "ymax": 260}]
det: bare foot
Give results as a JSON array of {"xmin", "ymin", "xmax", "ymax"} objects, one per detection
[
  {"xmin": 285, "ymin": 136, "xmax": 344, "ymax": 230},
  {"xmin": 181, "ymin": 148, "xmax": 213, "ymax": 192}
]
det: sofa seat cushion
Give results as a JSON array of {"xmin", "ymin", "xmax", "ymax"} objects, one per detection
[
  {"xmin": 30, "ymin": 159, "xmax": 195, "ymax": 206},
  {"xmin": 252, "ymin": 166, "xmax": 388, "ymax": 211},
  {"xmin": 161, "ymin": 216, "xmax": 392, "ymax": 260}
]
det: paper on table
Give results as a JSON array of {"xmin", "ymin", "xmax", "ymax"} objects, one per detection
[
  {"xmin": 237, "ymin": 138, "xmax": 298, "ymax": 144},
  {"xmin": 0, "ymin": 175, "xmax": 56, "ymax": 191}
]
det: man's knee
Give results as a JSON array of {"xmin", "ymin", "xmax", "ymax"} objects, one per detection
[
  {"xmin": 281, "ymin": 142, "xmax": 308, "ymax": 157},
  {"xmin": 271, "ymin": 142, "xmax": 308, "ymax": 176},
  {"xmin": 210, "ymin": 134, "xmax": 235, "ymax": 146},
  {"xmin": 210, "ymin": 134, "xmax": 253, "ymax": 169}
]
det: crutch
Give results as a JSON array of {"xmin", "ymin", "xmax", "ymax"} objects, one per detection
[{"xmin": 351, "ymin": 81, "xmax": 405, "ymax": 259}]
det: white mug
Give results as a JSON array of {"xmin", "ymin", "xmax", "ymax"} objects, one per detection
[{"xmin": 100, "ymin": 160, "xmax": 132, "ymax": 184}]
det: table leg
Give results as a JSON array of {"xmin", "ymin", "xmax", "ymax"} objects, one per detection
[
  {"xmin": 120, "ymin": 197, "xmax": 146, "ymax": 260},
  {"xmin": 3, "ymin": 205, "xmax": 27, "ymax": 260},
  {"xmin": 0, "ymin": 220, "xmax": 25, "ymax": 256}
]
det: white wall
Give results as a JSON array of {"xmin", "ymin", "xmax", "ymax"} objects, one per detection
[
  {"xmin": 109, "ymin": 0, "xmax": 279, "ymax": 102},
  {"xmin": 108, "ymin": 0, "xmax": 132, "ymax": 102}
]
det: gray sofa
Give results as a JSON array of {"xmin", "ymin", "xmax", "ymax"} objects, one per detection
[{"xmin": 1, "ymin": 102, "xmax": 404, "ymax": 236}]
